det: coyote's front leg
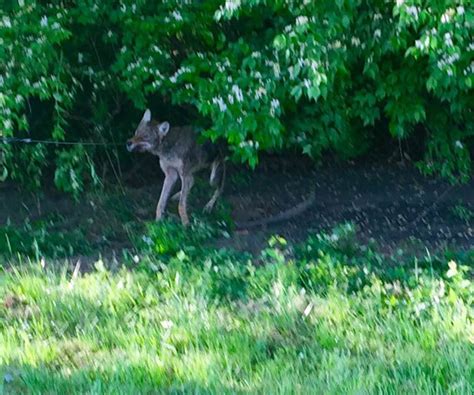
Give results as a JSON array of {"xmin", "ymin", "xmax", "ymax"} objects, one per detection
[{"xmin": 156, "ymin": 168, "xmax": 178, "ymax": 220}]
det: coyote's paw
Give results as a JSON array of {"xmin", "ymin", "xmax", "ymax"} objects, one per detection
[{"xmin": 203, "ymin": 201, "xmax": 215, "ymax": 214}]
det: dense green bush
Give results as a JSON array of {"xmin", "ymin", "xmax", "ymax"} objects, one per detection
[{"xmin": 0, "ymin": 1, "xmax": 473, "ymax": 194}]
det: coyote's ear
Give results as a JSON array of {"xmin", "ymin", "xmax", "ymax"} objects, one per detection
[
  {"xmin": 158, "ymin": 121, "xmax": 170, "ymax": 137},
  {"xmin": 142, "ymin": 109, "xmax": 151, "ymax": 123}
]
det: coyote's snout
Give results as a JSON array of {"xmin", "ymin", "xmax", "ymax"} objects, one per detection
[{"xmin": 127, "ymin": 109, "xmax": 225, "ymax": 226}]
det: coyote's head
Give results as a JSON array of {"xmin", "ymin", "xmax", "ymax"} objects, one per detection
[{"xmin": 126, "ymin": 109, "xmax": 170, "ymax": 153}]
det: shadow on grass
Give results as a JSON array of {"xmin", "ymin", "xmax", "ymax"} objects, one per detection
[{"xmin": 1, "ymin": 362, "xmax": 250, "ymax": 395}]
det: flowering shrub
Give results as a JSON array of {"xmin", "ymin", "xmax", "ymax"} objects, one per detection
[{"xmin": 0, "ymin": 1, "xmax": 472, "ymax": 193}]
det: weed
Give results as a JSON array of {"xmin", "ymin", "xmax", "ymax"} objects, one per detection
[
  {"xmin": 451, "ymin": 202, "xmax": 474, "ymax": 223},
  {"xmin": 0, "ymin": 216, "xmax": 91, "ymax": 259}
]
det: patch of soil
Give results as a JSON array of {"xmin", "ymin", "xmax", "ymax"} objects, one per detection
[
  {"xmin": 220, "ymin": 156, "xmax": 473, "ymax": 254},
  {"xmin": 1, "ymin": 155, "xmax": 472, "ymax": 258}
]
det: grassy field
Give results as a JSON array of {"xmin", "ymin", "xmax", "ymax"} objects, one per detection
[{"xmin": 1, "ymin": 221, "xmax": 473, "ymax": 394}]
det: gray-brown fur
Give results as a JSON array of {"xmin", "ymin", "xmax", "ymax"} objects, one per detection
[{"xmin": 127, "ymin": 109, "xmax": 225, "ymax": 226}]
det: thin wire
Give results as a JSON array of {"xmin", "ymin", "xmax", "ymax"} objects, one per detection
[{"xmin": 0, "ymin": 137, "xmax": 122, "ymax": 147}]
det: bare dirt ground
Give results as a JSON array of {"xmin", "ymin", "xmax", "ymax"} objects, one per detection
[
  {"xmin": 221, "ymin": 156, "xmax": 473, "ymax": 254},
  {"xmin": 1, "ymin": 154, "xmax": 473, "ymax": 257}
]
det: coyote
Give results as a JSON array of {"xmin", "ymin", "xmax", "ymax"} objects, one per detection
[{"xmin": 126, "ymin": 109, "xmax": 225, "ymax": 226}]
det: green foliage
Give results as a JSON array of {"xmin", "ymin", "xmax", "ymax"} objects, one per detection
[
  {"xmin": 450, "ymin": 201, "xmax": 474, "ymax": 222},
  {"xmin": 0, "ymin": 1, "xmax": 473, "ymax": 193},
  {"xmin": 0, "ymin": 216, "xmax": 91, "ymax": 259},
  {"xmin": 53, "ymin": 145, "xmax": 100, "ymax": 200},
  {"xmin": 139, "ymin": 218, "xmax": 219, "ymax": 256}
]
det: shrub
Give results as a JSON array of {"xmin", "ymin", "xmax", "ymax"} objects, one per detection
[{"xmin": 0, "ymin": 1, "xmax": 472, "ymax": 194}]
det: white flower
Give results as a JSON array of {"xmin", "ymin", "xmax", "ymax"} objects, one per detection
[
  {"xmin": 40, "ymin": 16, "xmax": 48, "ymax": 27},
  {"xmin": 231, "ymin": 84, "xmax": 243, "ymax": 102},
  {"xmin": 446, "ymin": 260, "xmax": 457, "ymax": 277},
  {"xmin": 444, "ymin": 32, "xmax": 453, "ymax": 47},
  {"xmin": 273, "ymin": 63, "xmax": 281, "ymax": 78},
  {"xmin": 270, "ymin": 96, "xmax": 280, "ymax": 116},
  {"xmin": 406, "ymin": 6, "xmax": 419, "ymax": 19},
  {"xmin": 441, "ymin": 10, "xmax": 453, "ymax": 24},
  {"xmin": 212, "ymin": 96, "xmax": 227, "ymax": 112},
  {"xmin": 446, "ymin": 53, "xmax": 460, "ymax": 64},
  {"xmin": 161, "ymin": 320, "xmax": 173, "ymax": 329},
  {"xmin": 374, "ymin": 29, "xmax": 381, "ymax": 39},
  {"xmin": 172, "ymin": 11, "xmax": 183, "ymax": 21},
  {"xmin": 224, "ymin": 0, "xmax": 240, "ymax": 12},
  {"xmin": 455, "ymin": 140, "xmax": 463, "ymax": 149},
  {"xmin": 396, "ymin": 0, "xmax": 404, "ymax": 6},
  {"xmin": 228, "ymin": 94, "xmax": 234, "ymax": 104},
  {"xmin": 424, "ymin": 35, "xmax": 430, "ymax": 48},
  {"xmin": 296, "ymin": 16, "xmax": 309, "ymax": 26},
  {"xmin": 2, "ymin": 16, "xmax": 12, "ymax": 28},
  {"xmin": 351, "ymin": 36, "xmax": 361, "ymax": 46},
  {"xmin": 239, "ymin": 140, "xmax": 258, "ymax": 148},
  {"xmin": 255, "ymin": 86, "xmax": 267, "ymax": 99},
  {"xmin": 457, "ymin": 6, "xmax": 465, "ymax": 15}
]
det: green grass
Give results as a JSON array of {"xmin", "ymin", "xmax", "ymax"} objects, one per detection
[
  {"xmin": 0, "ymin": 215, "xmax": 92, "ymax": 259},
  {"xmin": 0, "ymin": 222, "xmax": 473, "ymax": 394},
  {"xmin": 451, "ymin": 202, "xmax": 474, "ymax": 223}
]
